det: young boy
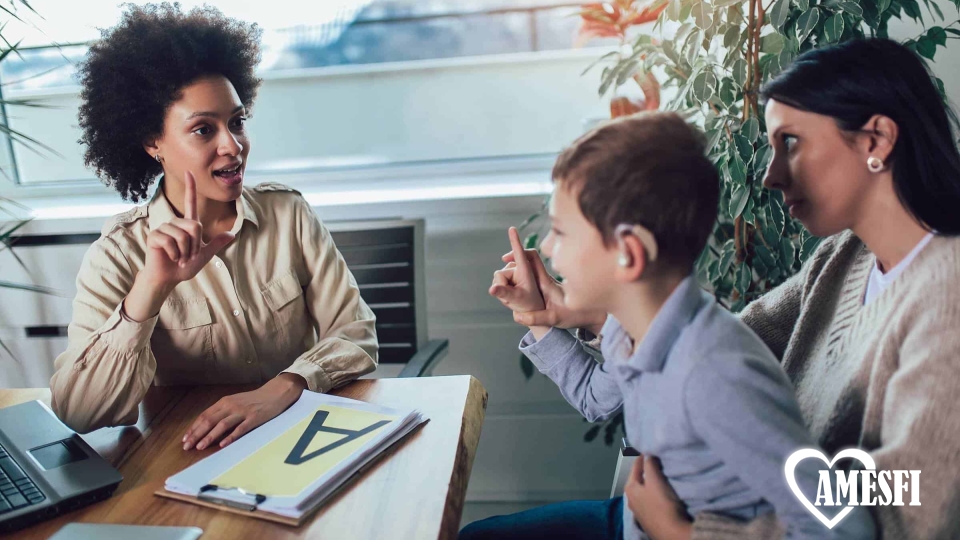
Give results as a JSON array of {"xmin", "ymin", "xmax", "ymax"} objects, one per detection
[{"xmin": 467, "ymin": 112, "xmax": 875, "ymax": 540}]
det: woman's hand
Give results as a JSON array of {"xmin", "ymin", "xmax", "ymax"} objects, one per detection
[
  {"xmin": 141, "ymin": 171, "xmax": 235, "ymax": 287},
  {"xmin": 625, "ymin": 455, "xmax": 693, "ymax": 540},
  {"xmin": 496, "ymin": 229, "xmax": 606, "ymax": 334},
  {"xmin": 124, "ymin": 171, "xmax": 235, "ymax": 322},
  {"xmin": 182, "ymin": 373, "xmax": 308, "ymax": 451}
]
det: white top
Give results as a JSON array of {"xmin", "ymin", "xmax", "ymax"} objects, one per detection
[{"xmin": 864, "ymin": 232, "xmax": 935, "ymax": 305}]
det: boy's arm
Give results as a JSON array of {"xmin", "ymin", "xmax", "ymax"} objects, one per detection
[
  {"xmin": 520, "ymin": 327, "xmax": 623, "ymax": 422},
  {"xmin": 682, "ymin": 352, "xmax": 875, "ymax": 540}
]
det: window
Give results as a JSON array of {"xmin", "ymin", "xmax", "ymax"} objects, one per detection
[
  {"xmin": 2, "ymin": 1, "xmax": 602, "ymax": 93},
  {"xmin": 1, "ymin": 1, "xmax": 612, "ymax": 188}
]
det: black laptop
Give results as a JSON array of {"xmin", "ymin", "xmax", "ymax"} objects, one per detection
[{"xmin": 0, "ymin": 400, "xmax": 122, "ymax": 533}]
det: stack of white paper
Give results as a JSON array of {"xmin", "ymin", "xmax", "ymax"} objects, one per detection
[{"xmin": 164, "ymin": 391, "xmax": 427, "ymax": 520}]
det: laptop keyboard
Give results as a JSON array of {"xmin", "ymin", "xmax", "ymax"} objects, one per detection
[{"xmin": 0, "ymin": 444, "xmax": 45, "ymax": 514}]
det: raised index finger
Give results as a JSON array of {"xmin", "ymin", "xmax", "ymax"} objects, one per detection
[
  {"xmin": 184, "ymin": 171, "xmax": 198, "ymax": 222},
  {"xmin": 507, "ymin": 227, "xmax": 530, "ymax": 275}
]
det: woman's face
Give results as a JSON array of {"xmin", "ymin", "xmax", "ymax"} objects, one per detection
[
  {"xmin": 148, "ymin": 74, "xmax": 250, "ymax": 202},
  {"xmin": 762, "ymin": 100, "xmax": 874, "ymax": 237}
]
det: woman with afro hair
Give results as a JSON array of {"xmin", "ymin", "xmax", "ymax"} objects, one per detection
[{"xmin": 49, "ymin": 4, "xmax": 378, "ymax": 451}]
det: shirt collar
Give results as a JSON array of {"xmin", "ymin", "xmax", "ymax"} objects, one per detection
[
  {"xmin": 599, "ymin": 275, "xmax": 707, "ymax": 373},
  {"xmin": 147, "ymin": 177, "xmax": 259, "ymax": 232}
]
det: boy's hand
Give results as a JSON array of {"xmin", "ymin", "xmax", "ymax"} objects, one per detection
[
  {"xmin": 625, "ymin": 455, "xmax": 693, "ymax": 540},
  {"xmin": 489, "ymin": 227, "xmax": 546, "ymax": 313},
  {"xmin": 500, "ymin": 245, "xmax": 606, "ymax": 335}
]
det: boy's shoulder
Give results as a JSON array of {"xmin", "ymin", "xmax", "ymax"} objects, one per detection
[{"xmin": 672, "ymin": 296, "xmax": 785, "ymax": 381}]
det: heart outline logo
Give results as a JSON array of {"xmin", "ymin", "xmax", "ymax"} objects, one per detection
[{"xmin": 784, "ymin": 448, "xmax": 876, "ymax": 530}]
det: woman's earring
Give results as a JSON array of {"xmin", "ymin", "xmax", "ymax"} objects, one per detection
[
  {"xmin": 155, "ymin": 154, "xmax": 162, "ymax": 164},
  {"xmin": 618, "ymin": 253, "xmax": 631, "ymax": 267},
  {"xmin": 867, "ymin": 156, "xmax": 884, "ymax": 173}
]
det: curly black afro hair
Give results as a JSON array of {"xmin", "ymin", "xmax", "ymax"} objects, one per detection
[{"xmin": 77, "ymin": 3, "xmax": 262, "ymax": 202}]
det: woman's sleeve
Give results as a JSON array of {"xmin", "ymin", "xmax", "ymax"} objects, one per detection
[
  {"xmin": 49, "ymin": 236, "xmax": 159, "ymax": 433},
  {"xmin": 867, "ymin": 299, "xmax": 960, "ymax": 538},
  {"xmin": 281, "ymin": 197, "xmax": 378, "ymax": 392}
]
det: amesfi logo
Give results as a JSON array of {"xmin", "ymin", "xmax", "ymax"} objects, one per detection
[{"xmin": 784, "ymin": 448, "xmax": 921, "ymax": 529}]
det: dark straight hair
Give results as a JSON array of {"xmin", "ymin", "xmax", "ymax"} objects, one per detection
[{"xmin": 760, "ymin": 38, "xmax": 960, "ymax": 235}]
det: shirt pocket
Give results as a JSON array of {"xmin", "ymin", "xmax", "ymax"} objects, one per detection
[
  {"xmin": 151, "ymin": 297, "xmax": 215, "ymax": 382},
  {"xmin": 261, "ymin": 270, "xmax": 308, "ymax": 343}
]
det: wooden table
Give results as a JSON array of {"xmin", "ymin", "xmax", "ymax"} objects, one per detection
[{"xmin": 0, "ymin": 375, "xmax": 487, "ymax": 539}]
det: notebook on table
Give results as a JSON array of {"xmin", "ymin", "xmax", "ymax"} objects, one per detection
[{"xmin": 156, "ymin": 391, "xmax": 427, "ymax": 525}]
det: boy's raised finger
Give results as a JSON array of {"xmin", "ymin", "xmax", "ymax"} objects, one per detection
[{"xmin": 507, "ymin": 227, "xmax": 530, "ymax": 274}]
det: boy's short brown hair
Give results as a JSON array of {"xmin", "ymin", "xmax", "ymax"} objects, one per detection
[{"xmin": 552, "ymin": 111, "xmax": 719, "ymax": 271}]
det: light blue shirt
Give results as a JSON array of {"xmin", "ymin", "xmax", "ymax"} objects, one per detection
[{"xmin": 520, "ymin": 276, "xmax": 875, "ymax": 539}]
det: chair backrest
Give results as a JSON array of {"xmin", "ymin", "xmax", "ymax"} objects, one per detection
[
  {"xmin": 2, "ymin": 218, "xmax": 428, "ymax": 384},
  {"xmin": 325, "ymin": 219, "xmax": 428, "ymax": 364}
]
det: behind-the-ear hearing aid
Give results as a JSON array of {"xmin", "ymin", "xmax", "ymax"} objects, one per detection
[{"xmin": 615, "ymin": 224, "xmax": 659, "ymax": 268}]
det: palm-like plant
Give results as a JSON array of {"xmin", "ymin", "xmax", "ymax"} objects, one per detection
[{"xmin": 0, "ymin": 0, "xmax": 62, "ymax": 358}]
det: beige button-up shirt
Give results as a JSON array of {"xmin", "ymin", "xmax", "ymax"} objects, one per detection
[{"xmin": 49, "ymin": 181, "xmax": 378, "ymax": 433}]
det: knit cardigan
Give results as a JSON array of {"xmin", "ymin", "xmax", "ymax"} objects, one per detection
[{"xmin": 690, "ymin": 231, "xmax": 960, "ymax": 540}]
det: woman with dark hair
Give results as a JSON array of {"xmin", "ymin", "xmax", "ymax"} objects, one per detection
[
  {"xmin": 49, "ymin": 4, "xmax": 378, "ymax": 451},
  {"xmin": 487, "ymin": 38, "xmax": 960, "ymax": 539}
]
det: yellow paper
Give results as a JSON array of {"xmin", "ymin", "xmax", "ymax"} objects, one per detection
[{"xmin": 212, "ymin": 405, "xmax": 398, "ymax": 497}]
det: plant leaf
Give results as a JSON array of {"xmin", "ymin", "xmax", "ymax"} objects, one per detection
[
  {"xmin": 0, "ymin": 280, "xmax": 64, "ymax": 296},
  {"xmin": 705, "ymin": 127, "xmax": 724, "ymax": 150},
  {"xmin": 796, "ymin": 8, "xmax": 821, "ymax": 44},
  {"xmin": 685, "ymin": 29, "xmax": 704, "ymax": 66},
  {"xmin": 768, "ymin": 195, "xmax": 785, "ymax": 235},
  {"xmin": 760, "ymin": 33, "xmax": 785, "ymax": 53},
  {"xmin": 719, "ymin": 78, "xmax": 739, "ymax": 107},
  {"xmin": 668, "ymin": 0, "xmax": 682, "ymax": 20},
  {"xmin": 732, "ymin": 58, "xmax": 747, "ymax": 86},
  {"xmin": 692, "ymin": 70, "xmax": 718, "ymax": 102},
  {"xmin": 737, "ymin": 262, "xmax": 752, "ymax": 294},
  {"xmin": 770, "ymin": 0, "xmax": 792, "ymax": 27},
  {"xmin": 779, "ymin": 237, "xmax": 797, "ymax": 268},
  {"xmin": 916, "ymin": 36, "xmax": 937, "ymax": 59},
  {"xmin": 724, "ymin": 24, "xmax": 742, "ymax": 48},
  {"xmin": 730, "ymin": 184, "xmax": 750, "ymax": 218},
  {"xmin": 797, "ymin": 0, "xmax": 810, "ymax": 11},
  {"xmin": 838, "ymin": 1, "xmax": 863, "ymax": 17},
  {"xmin": 824, "ymin": 13, "xmax": 845, "ymax": 42},
  {"xmin": 742, "ymin": 117, "xmax": 760, "ymax": 142},
  {"xmin": 693, "ymin": 1, "xmax": 715, "ymax": 29},
  {"xmin": 734, "ymin": 134, "xmax": 754, "ymax": 164},
  {"xmin": 718, "ymin": 239, "xmax": 736, "ymax": 276},
  {"xmin": 928, "ymin": 26, "xmax": 947, "ymax": 46},
  {"xmin": 800, "ymin": 234, "xmax": 823, "ymax": 262},
  {"xmin": 756, "ymin": 243, "xmax": 777, "ymax": 267},
  {"xmin": 778, "ymin": 48, "xmax": 796, "ymax": 71},
  {"xmin": 729, "ymin": 150, "xmax": 748, "ymax": 185}
]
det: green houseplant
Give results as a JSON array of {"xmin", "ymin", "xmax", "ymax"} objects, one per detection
[
  {"xmin": 519, "ymin": 0, "xmax": 960, "ymax": 445},
  {"xmin": 0, "ymin": 0, "xmax": 62, "ymax": 357}
]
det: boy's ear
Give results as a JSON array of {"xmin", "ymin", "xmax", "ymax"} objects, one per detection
[{"xmin": 615, "ymin": 234, "xmax": 648, "ymax": 282}]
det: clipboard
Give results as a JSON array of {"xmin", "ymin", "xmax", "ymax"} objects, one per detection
[{"xmin": 154, "ymin": 418, "xmax": 427, "ymax": 526}]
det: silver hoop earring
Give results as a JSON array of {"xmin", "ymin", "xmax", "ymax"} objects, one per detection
[{"xmin": 867, "ymin": 156, "xmax": 884, "ymax": 173}]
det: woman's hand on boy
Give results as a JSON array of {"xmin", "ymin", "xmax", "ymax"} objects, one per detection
[{"xmin": 625, "ymin": 455, "xmax": 693, "ymax": 540}]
